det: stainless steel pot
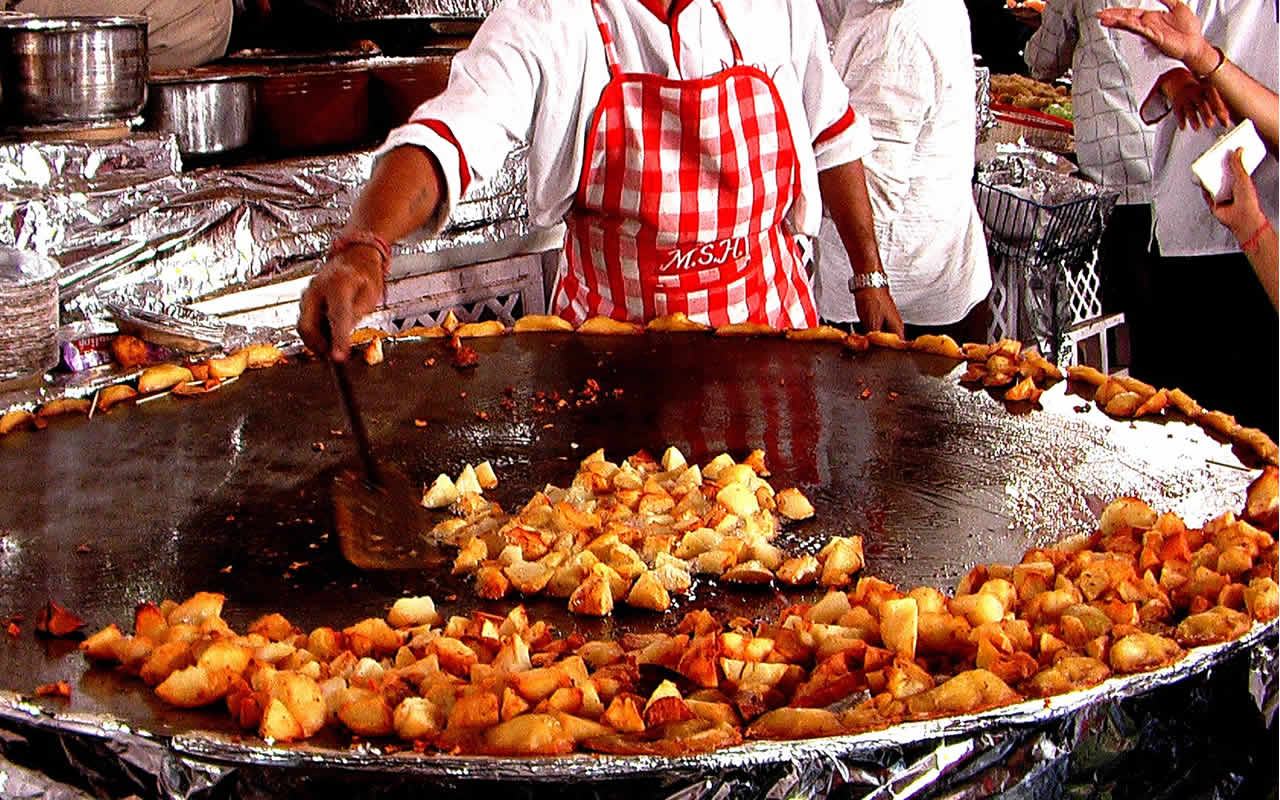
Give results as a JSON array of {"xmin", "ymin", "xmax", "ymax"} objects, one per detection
[
  {"xmin": 0, "ymin": 15, "xmax": 148, "ymax": 128},
  {"xmin": 144, "ymin": 75, "xmax": 256, "ymax": 157}
]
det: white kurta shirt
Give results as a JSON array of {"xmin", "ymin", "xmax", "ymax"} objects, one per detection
[
  {"xmin": 812, "ymin": 0, "xmax": 992, "ymax": 326},
  {"xmin": 1118, "ymin": 0, "xmax": 1278, "ymax": 258},
  {"xmin": 1024, "ymin": 0, "xmax": 1156, "ymax": 206},
  {"xmin": 377, "ymin": 0, "xmax": 875, "ymax": 242}
]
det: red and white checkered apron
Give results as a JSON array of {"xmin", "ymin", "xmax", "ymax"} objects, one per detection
[{"xmin": 550, "ymin": 0, "xmax": 817, "ymax": 328}]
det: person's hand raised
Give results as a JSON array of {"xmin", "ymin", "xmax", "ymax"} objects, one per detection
[
  {"xmin": 1097, "ymin": 0, "xmax": 1205, "ymax": 62},
  {"xmin": 1158, "ymin": 68, "xmax": 1231, "ymax": 131}
]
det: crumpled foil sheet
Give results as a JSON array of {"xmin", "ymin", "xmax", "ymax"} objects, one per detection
[
  {"xmin": 0, "ymin": 135, "xmax": 530, "ymax": 326},
  {"xmin": 974, "ymin": 67, "xmax": 995, "ymax": 142},
  {"xmin": 0, "ymin": 623, "xmax": 1273, "ymax": 799},
  {"xmin": 972, "ymin": 156, "xmax": 1117, "ymax": 260},
  {"xmin": 312, "ymin": 0, "xmax": 501, "ymax": 19}
]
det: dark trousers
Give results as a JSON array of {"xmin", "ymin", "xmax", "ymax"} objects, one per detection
[{"xmin": 1128, "ymin": 240, "xmax": 1279, "ymax": 438}]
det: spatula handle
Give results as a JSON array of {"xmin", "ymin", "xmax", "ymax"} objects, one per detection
[{"xmin": 331, "ymin": 360, "xmax": 380, "ymax": 487}]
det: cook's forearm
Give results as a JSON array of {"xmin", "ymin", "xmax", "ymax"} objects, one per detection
[
  {"xmin": 818, "ymin": 160, "xmax": 883, "ymax": 276},
  {"xmin": 346, "ymin": 146, "xmax": 447, "ymax": 244}
]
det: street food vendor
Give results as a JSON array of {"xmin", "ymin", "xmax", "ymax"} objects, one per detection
[{"xmin": 299, "ymin": 0, "xmax": 903, "ymax": 362}]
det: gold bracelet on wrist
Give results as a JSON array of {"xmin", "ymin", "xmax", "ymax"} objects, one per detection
[{"xmin": 1194, "ymin": 46, "xmax": 1226, "ymax": 81}]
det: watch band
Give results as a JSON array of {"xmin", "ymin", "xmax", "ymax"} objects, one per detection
[
  {"xmin": 849, "ymin": 271, "xmax": 890, "ymax": 292},
  {"xmin": 328, "ymin": 231, "xmax": 393, "ymax": 277}
]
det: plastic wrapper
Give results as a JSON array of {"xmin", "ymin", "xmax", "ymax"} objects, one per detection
[
  {"xmin": 309, "ymin": 0, "xmax": 501, "ymax": 19},
  {"xmin": 0, "ymin": 625, "xmax": 1273, "ymax": 799},
  {"xmin": 0, "ymin": 138, "xmax": 530, "ymax": 326}
]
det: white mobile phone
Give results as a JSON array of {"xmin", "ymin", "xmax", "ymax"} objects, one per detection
[{"xmin": 1191, "ymin": 118, "xmax": 1267, "ymax": 203}]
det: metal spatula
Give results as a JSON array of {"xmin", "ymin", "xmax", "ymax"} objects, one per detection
[{"xmin": 329, "ymin": 360, "xmax": 447, "ymax": 569}]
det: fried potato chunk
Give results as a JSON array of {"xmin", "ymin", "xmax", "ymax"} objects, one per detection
[
  {"xmin": 647, "ymin": 312, "xmax": 711, "ymax": 333},
  {"xmin": 745, "ymin": 706, "xmax": 841, "ymax": 740},
  {"xmin": 1109, "ymin": 632, "xmax": 1183, "ymax": 673},
  {"xmin": 577, "ymin": 317, "xmax": 643, "ymax": 335},
  {"xmin": 785, "ymin": 325, "xmax": 847, "ymax": 343},
  {"xmin": 906, "ymin": 669, "xmax": 1019, "ymax": 716},
  {"xmin": 515, "ymin": 314, "xmax": 574, "ymax": 333}
]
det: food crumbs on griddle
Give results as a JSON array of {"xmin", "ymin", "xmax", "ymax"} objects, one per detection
[
  {"xmin": 860, "ymin": 389, "xmax": 872, "ymax": 399},
  {"xmin": 5, "ymin": 622, "xmax": 18, "ymax": 638},
  {"xmin": 1074, "ymin": 404, "xmax": 1091, "ymax": 413},
  {"xmin": 459, "ymin": 392, "xmax": 467, "ymax": 399},
  {"xmin": 474, "ymin": 410, "xmax": 489, "ymax": 421},
  {"xmin": 330, "ymin": 429, "xmax": 344, "ymax": 436},
  {"xmin": 413, "ymin": 419, "xmax": 428, "ymax": 428},
  {"xmin": 75, "ymin": 544, "xmax": 91, "ymax": 554},
  {"xmin": 424, "ymin": 358, "xmax": 436, "ymax": 367},
  {"xmin": 888, "ymin": 391, "xmax": 900, "ymax": 400},
  {"xmin": 35, "ymin": 681, "xmax": 71, "ymax": 699},
  {"xmin": 220, "ymin": 565, "xmax": 233, "ymax": 573},
  {"xmin": 34, "ymin": 600, "xmax": 85, "ymax": 638},
  {"xmin": 311, "ymin": 442, "xmax": 325, "ymax": 452},
  {"xmin": 226, "ymin": 514, "xmax": 235, "ymax": 522}
]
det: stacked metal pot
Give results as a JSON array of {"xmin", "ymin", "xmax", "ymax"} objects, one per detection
[{"xmin": 0, "ymin": 15, "xmax": 149, "ymax": 136}]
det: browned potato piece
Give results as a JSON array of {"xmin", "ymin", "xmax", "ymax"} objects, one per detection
[
  {"xmin": 879, "ymin": 597, "xmax": 919, "ymax": 661},
  {"xmin": 259, "ymin": 697, "xmax": 305, "ymax": 741},
  {"xmin": 484, "ymin": 713, "xmax": 574, "ymax": 755},
  {"xmin": 912, "ymin": 334, "xmax": 965, "ymax": 359},
  {"xmin": 1199, "ymin": 410, "xmax": 1239, "ymax": 438},
  {"xmin": 393, "ymin": 325, "xmax": 448, "ymax": 339},
  {"xmin": 1245, "ymin": 577, "xmax": 1279, "ymax": 621},
  {"xmin": 1109, "ymin": 632, "xmax": 1183, "ymax": 673},
  {"xmin": 844, "ymin": 332, "xmax": 870, "ymax": 352},
  {"xmin": 1003, "ymin": 376, "xmax": 1043, "ymax": 404},
  {"xmin": 111, "ymin": 334, "xmax": 149, "ymax": 368},
  {"xmin": 1023, "ymin": 656, "xmax": 1110, "ymax": 697},
  {"xmin": 240, "ymin": 344, "xmax": 285, "ymax": 369},
  {"xmin": 339, "ymin": 693, "xmax": 395, "ymax": 736},
  {"xmin": 515, "ymin": 314, "xmax": 575, "ymax": 333},
  {"xmin": 578, "ymin": 317, "xmax": 642, "ymax": 335},
  {"xmin": 38, "ymin": 397, "xmax": 91, "ymax": 417},
  {"xmin": 1174, "ymin": 606, "xmax": 1251, "ymax": 646},
  {"xmin": 776, "ymin": 555, "xmax": 820, "ymax": 586},
  {"xmin": 0, "ymin": 409, "xmax": 36, "ymax": 435},
  {"xmin": 625, "ymin": 571, "xmax": 671, "ymax": 611},
  {"xmin": 714, "ymin": 321, "xmax": 778, "ymax": 337},
  {"xmin": 646, "ymin": 312, "xmax": 711, "ymax": 332},
  {"xmin": 867, "ymin": 331, "xmax": 909, "ymax": 350},
  {"xmin": 155, "ymin": 665, "xmax": 232, "ymax": 708},
  {"xmin": 97, "ymin": 385, "xmax": 139, "ymax": 412},
  {"xmin": 80, "ymin": 624, "xmax": 125, "ymax": 661},
  {"xmin": 1103, "ymin": 391, "xmax": 1144, "ymax": 418},
  {"xmin": 905, "ymin": 669, "xmax": 1019, "ymax": 716},
  {"xmin": 745, "ymin": 707, "xmax": 842, "ymax": 739},
  {"xmin": 1167, "ymin": 387, "xmax": 1203, "ymax": 418},
  {"xmin": 455, "ymin": 320, "xmax": 507, "ymax": 338},
  {"xmin": 1066, "ymin": 364, "xmax": 1107, "ymax": 386},
  {"xmin": 137, "ymin": 364, "xmax": 194, "ymax": 395},
  {"xmin": 363, "ymin": 336, "xmax": 384, "ymax": 365},
  {"xmin": 776, "ymin": 488, "xmax": 815, "ymax": 520},
  {"xmin": 207, "ymin": 350, "xmax": 249, "ymax": 379},
  {"xmin": 785, "ymin": 325, "xmax": 847, "ymax": 343}
]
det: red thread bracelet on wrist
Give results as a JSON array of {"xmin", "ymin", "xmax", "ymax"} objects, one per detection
[
  {"xmin": 328, "ymin": 231, "xmax": 393, "ymax": 277},
  {"xmin": 1241, "ymin": 219, "xmax": 1273, "ymax": 253}
]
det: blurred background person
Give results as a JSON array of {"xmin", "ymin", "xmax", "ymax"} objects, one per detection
[
  {"xmin": 1021, "ymin": 0, "xmax": 1156, "ymax": 370},
  {"xmin": 967, "ymin": 0, "xmax": 1037, "ymax": 74},
  {"xmin": 1100, "ymin": 0, "xmax": 1277, "ymax": 436},
  {"xmin": 814, "ymin": 0, "xmax": 992, "ymax": 341}
]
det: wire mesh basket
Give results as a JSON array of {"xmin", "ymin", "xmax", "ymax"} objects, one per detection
[
  {"xmin": 988, "ymin": 103, "xmax": 1075, "ymax": 154},
  {"xmin": 974, "ymin": 158, "xmax": 1118, "ymax": 361}
]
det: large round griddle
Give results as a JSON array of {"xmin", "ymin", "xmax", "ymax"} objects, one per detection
[{"xmin": 0, "ymin": 333, "xmax": 1263, "ymax": 757}]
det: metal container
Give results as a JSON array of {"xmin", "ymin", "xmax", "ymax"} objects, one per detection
[
  {"xmin": 0, "ymin": 247, "xmax": 59, "ymax": 383},
  {"xmin": 144, "ymin": 74, "xmax": 256, "ymax": 157},
  {"xmin": 256, "ymin": 65, "xmax": 371, "ymax": 156},
  {"xmin": 0, "ymin": 15, "xmax": 148, "ymax": 129}
]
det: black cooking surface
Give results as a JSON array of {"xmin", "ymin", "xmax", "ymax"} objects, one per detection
[{"xmin": 0, "ymin": 333, "xmax": 1259, "ymax": 735}]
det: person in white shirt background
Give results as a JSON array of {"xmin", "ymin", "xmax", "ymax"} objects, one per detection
[
  {"xmin": 1101, "ymin": 0, "xmax": 1276, "ymax": 437},
  {"xmin": 1098, "ymin": 0, "xmax": 1278, "ymax": 309},
  {"xmin": 812, "ymin": 0, "xmax": 992, "ymax": 342},
  {"xmin": 300, "ymin": 0, "xmax": 905, "ymax": 363},
  {"xmin": 1021, "ymin": 0, "xmax": 1156, "ymax": 370}
]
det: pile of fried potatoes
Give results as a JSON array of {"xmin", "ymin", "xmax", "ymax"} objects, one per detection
[
  {"xmin": 431, "ymin": 447, "xmax": 860, "ymax": 616},
  {"xmin": 990, "ymin": 74, "xmax": 1070, "ymax": 112},
  {"xmin": 77, "ymin": 466, "xmax": 1278, "ymax": 755}
]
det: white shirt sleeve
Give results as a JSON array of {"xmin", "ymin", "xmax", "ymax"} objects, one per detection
[
  {"xmin": 842, "ymin": 24, "xmax": 933, "ymax": 218},
  {"xmin": 1024, "ymin": 0, "xmax": 1078, "ymax": 81},
  {"xmin": 375, "ymin": 0, "xmax": 566, "ymax": 234},
  {"xmin": 791, "ymin": 0, "xmax": 875, "ymax": 170}
]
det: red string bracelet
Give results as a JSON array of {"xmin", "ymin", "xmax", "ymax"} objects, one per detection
[
  {"xmin": 327, "ymin": 231, "xmax": 393, "ymax": 277},
  {"xmin": 1241, "ymin": 218, "xmax": 1273, "ymax": 253}
]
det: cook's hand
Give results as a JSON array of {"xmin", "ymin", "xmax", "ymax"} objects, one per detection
[
  {"xmin": 1096, "ymin": 0, "xmax": 1208, "ymax": 66},
  {"xmin": 1205, "ymin": 148, "xmax": 1268, "ymax": 240},
  {"xmin": 1158, "ymin": 68, "xmax": 1230, "ymax": 130},
  {"xmin": 854, "ymin": 288, "xmax": 905, "ymax": 338},
  {"xmin": 298, "ymin": 248, "xmax": 385, "ymax": 362}
]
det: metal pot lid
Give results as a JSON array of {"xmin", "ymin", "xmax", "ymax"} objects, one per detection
[{"xmin": 0, "ymin": 14, "xmax": 149, "ymax": 31}]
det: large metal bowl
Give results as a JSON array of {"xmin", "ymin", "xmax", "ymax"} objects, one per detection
[
  {"xmin": 144, "ymin": 74, "xmax": 256, "ymax": 157},
  {"xmin": 0, "ymin": 15, "xmax": 148, "ymax": 128}
]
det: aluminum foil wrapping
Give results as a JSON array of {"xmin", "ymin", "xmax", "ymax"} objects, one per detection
[
  {"xmin": 974, "ymin": 66, "xmax": 995, "ymax": 142},
  {"xmin": 0, "ymin": 137, "xmax": 531, "ymax": 326},
  {"xmin": 0, "ymin": 624, "xmax": 1273, "ymax": 799},
  {"xmin": 311, "ymin": 0, "xmax": 501, "ymax": 19}
]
